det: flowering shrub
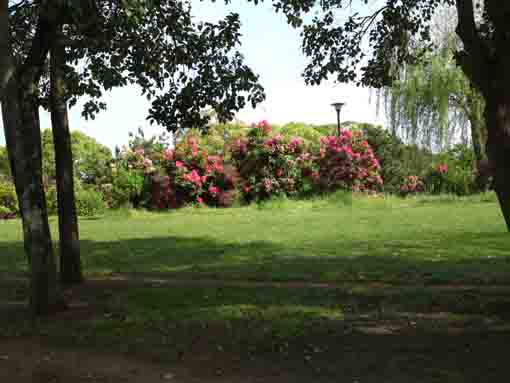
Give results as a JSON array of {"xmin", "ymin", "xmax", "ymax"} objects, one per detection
[
  {"xmin": 425, "ymin": 161, "xmax": 475, "ymax": 196},
  {"xmin": 399, "ymin": 175, "xmax": 425, "ymax": 196},
  {"xmin": 231, "ymin": 121, "xmax": 312, "ymax": 202},
  {"xmin": 313, "ymin": 129, "xmax": 383, "ymax": 193},
  {"xmin": 157, "ymin": 136, "xmax": 237, "ymax": 208}
]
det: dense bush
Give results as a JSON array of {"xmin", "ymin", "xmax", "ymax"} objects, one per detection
[
  {"xmin": 0, "ymin": 146, "xmax": 10, "ymax": 179},
  {"xmin": 424, "ymin": 145, "xmax": 477, "ymax": 196},
  {"xmin": 46, "ymin": 183, "xmax": 107, "ymax": 217},
  {"xmin": 399, "ymin": 175, "xmax": 425, "ymax": 196},
  {"xmin": 41, "ymin": 129, "xmax": 113, "ymax": 185},
  {"xmin": 0, "ymin": 181, "xmax": 18, "ymax": 219},
  {"xmin": 157, "ymin": 135, "xmax": 237, "ymax": 208},
  {"xmin": 231, "ymin": 121, "xmax": 312, "ymax": 202},
  {"xmin": 314, "ymin": 129, "xmax": 384, "ymax": 193},
  {"xmin": 353, "ymin": 123, "xmax": 436, "ymax": 192},
  {"xmin": 111, "ymin": 167, "xmax": 146, "ymax": 208}
]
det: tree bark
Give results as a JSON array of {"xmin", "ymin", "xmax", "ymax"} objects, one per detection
[
  {"xmin": 467, "ymin": 106, "xmax": 490, "ymax": 191},
  {"xmin": 50, "ymin": 26, "xmax": 83, "ymax": 285},
  {"xmin": 2, "ymin": 80, "xmax": 63, "ymax": 316},
  {"xmin": 1, "ymin": 1, "xmax": 64, "ymax": 315},
  {"xmin": 485, "ymin": 93, "xmax": 510, "ymax": 231}
]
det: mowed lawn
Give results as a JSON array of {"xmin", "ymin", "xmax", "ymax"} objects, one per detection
[
  {"xmin": 1, "ymin": 193, "xmax": 509, "ymax": 284},
  {"xmin": 1, "ymin": 194, "xmax": 510, "ymax": 383}
]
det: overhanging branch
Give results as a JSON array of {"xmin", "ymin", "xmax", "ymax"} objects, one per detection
[
  {"xmin": 0, "ymin": 0, "xmax": 14, "ymax": 100},
  {"xmin": 455, "ymin": 0, "xmax": 489, "ymax": 94}
]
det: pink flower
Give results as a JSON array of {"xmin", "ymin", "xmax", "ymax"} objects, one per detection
[
  {"xmin": 437, "ymin": 163, "xmax": 448, "ymax": 174},
  {"xmin": 257, "ymin": 120, "xmax": 272, "ymax": 134},
  {"xmin": 213, "ymin": 163, "xmax": 224, "ymax": 173},
  {"xmin": 263, "ymin": 178, "xmax": 273, "ymax": 192},
  {"xmin": 164, "ymin": 149, "xmax": 174, "ymax": 161},
  {"xmin": 276, "ymin": 168, "xmax": 284, "ymax": 177},
  {"xmin": 190, "ymin": 170, "xmax": 201, "ymax": 183},
  {"xmin": 208, "ymin": 186, "xmax": 219, "ymax": 196},
  {"xmin": 196, "ymin": 197, "xmax": 203, "ymax": 204},
  {"xmin": 287, "ymin": 137, "xmax": 303, "ymax": 152},
  {"xmin": 175, "ymin": 160, "xmax": 184, "ymax": 168},
  {"xmin": 135, "ymin": 148, "xmax": 145, "ymax": 156}
]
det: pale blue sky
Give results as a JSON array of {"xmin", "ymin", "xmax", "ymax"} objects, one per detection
[{"xmin": 0, "ymin": 1, "xmax": 385, "ymax": 149}]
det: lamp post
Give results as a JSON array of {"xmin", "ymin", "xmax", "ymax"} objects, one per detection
[{"xmin": 331, "ymin": 102, "xmax": 345, "ymax": 136}]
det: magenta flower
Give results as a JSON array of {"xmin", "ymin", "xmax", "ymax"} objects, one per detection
[
  {"xmin": 164, "ymin": 149, "xmax": 174, "ymax": 161},
  {"xmin": 437, "ymin": 163, "xmax": 449, "ymax": 174}
]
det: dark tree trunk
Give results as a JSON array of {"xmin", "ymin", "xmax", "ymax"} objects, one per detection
[
  {"xmin": 468, "ymin": 112, "xmax": 491, "ymax": 191},
  {"xmin": 2, "ymin": 79, "xmax": 63, "ymax": 316},
  {"xmin": 50, "ymin": 27, "xmax": 83, "ymax": 285},
  {"xmin": 485, "ymin": 93, "xmax": 510, "ymax": 231},
  {"xmin": 1, "ymin": 1, "xmax": 64, "ymax": 315}
]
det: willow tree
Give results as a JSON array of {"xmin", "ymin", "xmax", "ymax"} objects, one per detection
[
  {"xmin": 380, "ymin": 4, "xmax": 488, "ymax": 188},
  {"xmin": 274, "ymin": 0, "xmax": 510, "ymax": 230},
  {"xmin": 383, "ymin": 51, "xmax": 487, "ymax": 160}
]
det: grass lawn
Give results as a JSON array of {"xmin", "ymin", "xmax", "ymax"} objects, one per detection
[{"xmin": 1, "ymin": 193, "xmax": 510, "ymax": 382}]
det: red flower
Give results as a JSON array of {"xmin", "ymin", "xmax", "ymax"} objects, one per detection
[{"xmin": 437, "ymin": 163, "xmax": 448, "ymax": 174}]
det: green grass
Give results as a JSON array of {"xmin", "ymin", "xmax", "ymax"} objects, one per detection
[
  {"xmin": 1, "ymin": 193, "xmax": 510, "ymax": 381},
  {"xmin": 1, "ymin": 192, "xmax": 509, "ymax": 284}
]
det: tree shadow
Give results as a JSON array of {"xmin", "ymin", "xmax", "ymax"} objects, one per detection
[{"xmin": 2, "ymin": 232, "xmax": 510, "ymax": 382}]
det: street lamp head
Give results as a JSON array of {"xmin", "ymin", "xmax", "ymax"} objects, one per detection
[{"xmin": 331, "ymin": 102, "xmax": 345, "ymax": 112}]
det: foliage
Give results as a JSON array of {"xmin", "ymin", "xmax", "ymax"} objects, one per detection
[
  {"xmin": 277, "ymin": 122, "xmax": 325, "ymax": 148},
  {"xmin": 41, "ymin": 129, "xmax": 113, "ymax": 184},
  {"xmin": 351, "ymin": 123, "xmax": 404, "ymax": 192},
  {"xmin": 186, "ymin": 122, "xmax": 249, "ymax": 157},
  {"xmin": 0, "ymin": 181, "xmax": 18, "ymax": 219},
  {"xmin": 230, "ymin": 121, "xmax": 312, "ymax": 202},
  {"xmin": 123, "ymin": 127, "xmax": 170, "ymax": 168},
  {"xmin": 46, "ymin": 182, "xmax": 106, "ymax": 217},
  {"xmin": 399, "ymin": 175, "xmax": 425, "ymax": 197},
  {"xmin": 159, "ymin": 135, "xmax": 237, "ymax": 208},
  {"xmin": 75, "ymin": 187, "xmax": 108, "ymax": 217},
  {"xmin": 383, "ymin": 51, "xmax": 483, "ymax": 151},
  {"xmin": 314, "ymin": 129, "xmax": 383, "ymax": 193},
  {"xmin": 0, "ymin": 146, "xmax": 10, "ymax": 178},
  {"xmin": 110, "ymin": 167, "xmax": 146, "ymax": 208},
  {"xmin": 424, "ymin": 144, "xmax": 477, "ymax": 196},
  {"xmin": 352, "ymin": 123, "xmax": 437, "ymax": 193},
  {"xmin": 9, "ymin": 1, "xmax": 265, "ymax": 132}
]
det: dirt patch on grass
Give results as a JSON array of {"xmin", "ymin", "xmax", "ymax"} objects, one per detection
[{"xmin": 3, "ymin": 277, "xmax": 510, "ymax": 383}]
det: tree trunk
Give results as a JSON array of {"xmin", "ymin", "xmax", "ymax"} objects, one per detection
[
  {"xmin": 485, "ymin": 93, "xmax": 510, "ymax": 231},
  {"xmin": 468, "ymin": 112, "xmax": 491, "ymax": 191},
  {"xmin": 1, "ymin": 1, "xmax": 64, "ymax": 315},
  {"xmin": 50, "ymin": 27, "xmax": 83, "ymax": 285},
  {"xmin": 2, "ymin": 79, "xmax": 63, "ymax": 316}
]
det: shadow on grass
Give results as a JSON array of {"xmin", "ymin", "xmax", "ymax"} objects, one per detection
[
  {"xmin": 2, "ymin": 231, "xmax": 510, "ymax": 382},
  {"xmin": 2, "ymin": 231, "xmax": 510, "ymax": 285}
]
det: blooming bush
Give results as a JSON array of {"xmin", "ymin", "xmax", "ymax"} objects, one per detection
[
  {"xmin": 157, "ymin": 136, "xmax": 237, "ymax": 208},
  {"xmin": 399, "ymin": 175, "xmax": 425, "ymax": 196},
  {"xmin": 231, "ymin": 121, "xmax": 312, "ymax": 202},
  {"xmin": 424, "ymin": 146, "xmax": 477, "ymax": 196},
  {"xmin": 313, "ymin": 129, "xmax": 383, "ymax": 193}
]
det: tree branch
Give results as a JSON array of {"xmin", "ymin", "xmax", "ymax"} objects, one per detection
[
  {"xmin": 455, "ymin": 0, "xmax": 489, "ymax": 94},
  {"xmin": 0, "ymin": 0, "xmax": 14, "ymax": 100}
]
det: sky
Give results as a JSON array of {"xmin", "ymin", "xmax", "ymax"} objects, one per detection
[{"xmin": 0, "ymin": 1, "xmax": 385, "ymax": 150}]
